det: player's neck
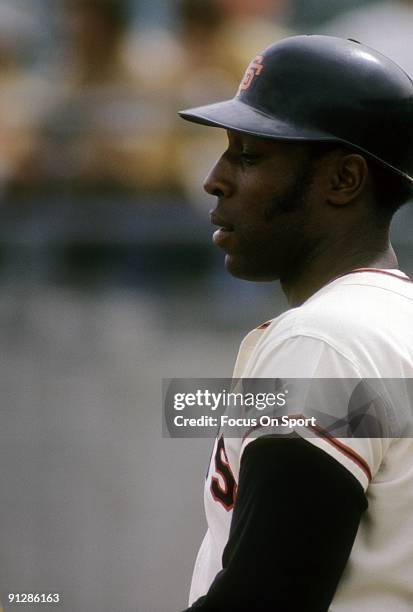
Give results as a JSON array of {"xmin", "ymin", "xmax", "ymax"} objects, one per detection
[{"xmin": 281, "ymin": 238, "xmax": 398, "ymax": 307}]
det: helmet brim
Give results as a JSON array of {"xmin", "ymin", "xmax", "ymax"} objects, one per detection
[{"xmin": 179, "ymin": 98, "xmax": 333, "ymax": 141}]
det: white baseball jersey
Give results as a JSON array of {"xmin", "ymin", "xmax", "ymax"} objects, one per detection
[{"xmin": 189, "ymin": 268, "xmax": 413, "ymax": 610}]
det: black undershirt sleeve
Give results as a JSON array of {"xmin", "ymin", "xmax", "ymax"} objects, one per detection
[{"xmin": 182, "ymin": 436, "xmax": 368, "ymax": 612}]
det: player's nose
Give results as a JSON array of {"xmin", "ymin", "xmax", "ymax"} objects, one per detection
[{"xmin": 203, "ymin": 156, "xmax": 233, "ymax": 198}]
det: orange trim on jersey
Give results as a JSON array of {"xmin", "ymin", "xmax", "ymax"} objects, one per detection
[
  {"xmin": 210, "ymin": 480, "xmax": 238, "ymax": 511},
  {"xmin": 240, "ymin": 414, "xmax": 372, "ymax": 483},
  {"xmin": 308, "ymin": 423, "xmax": 372, "ymax": 482},
  {"xmin": 210, "ymin": 435, "xmax": 238, "ymax": 511},
  {"xmin": 257, "ymin": 319, "xmax": 273, "ymax": 330},
  {"xmin": 332, "ymin": 267, "xmax": 412, "ymax": 285}
]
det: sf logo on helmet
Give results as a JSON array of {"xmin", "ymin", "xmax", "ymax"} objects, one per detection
[{"xmin": 237, "ymin": 55, "xmax": 264, "ymax": 95}]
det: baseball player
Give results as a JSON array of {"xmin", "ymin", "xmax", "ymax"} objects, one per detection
[{"xmin": 178, "ymin": 36, "xmax": 413, "ymax": 610}]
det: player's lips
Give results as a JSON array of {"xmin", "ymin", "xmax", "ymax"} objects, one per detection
[{"xmin": 210, "ymin": 212, "xmax": 234, "ymax": 246}]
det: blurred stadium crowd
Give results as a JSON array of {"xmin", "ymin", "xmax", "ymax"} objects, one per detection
[
  {"xmin": 0, "ymin": 0, "xmax": 354, "ymax": 198},
  {"xmin": 2, "ymin": 0, "xmax": 412, "ymax": 300},
  {"xmin": 1, "ymin": 2, "xmax": 413, "ymax": 611}
]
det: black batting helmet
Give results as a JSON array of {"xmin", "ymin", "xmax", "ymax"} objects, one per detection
[{"xmin": 179, "ymin": 35, "xmax": 413, "ymax": 186}]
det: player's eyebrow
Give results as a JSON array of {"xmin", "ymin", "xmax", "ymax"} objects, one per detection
[{"xmin": 226, "ymin": 130, "xmax": 274, "ymax": 153}]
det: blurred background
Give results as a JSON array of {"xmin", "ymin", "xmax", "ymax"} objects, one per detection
[{"xmin": 0, "ymin": 0, "xmax": 412, "ymax": 610}]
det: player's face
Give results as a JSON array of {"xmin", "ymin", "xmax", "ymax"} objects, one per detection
[{"xmin": 204, "ymin": 131, "xmax": 322, "ymax": 281}]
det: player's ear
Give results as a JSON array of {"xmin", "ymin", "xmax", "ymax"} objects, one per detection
[{"xmin": 326, "ymin": 151, "xmax": 368, "ymax": 206}]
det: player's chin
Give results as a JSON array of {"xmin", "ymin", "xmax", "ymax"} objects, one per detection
[{"xmin": 224, "ymin": 254, "xmax": 279, "ymax": 282}]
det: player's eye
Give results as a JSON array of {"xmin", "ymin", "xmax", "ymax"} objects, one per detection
[{"xmin": 240, "ymin": 151, "xmax": 261, "ymax": 166}]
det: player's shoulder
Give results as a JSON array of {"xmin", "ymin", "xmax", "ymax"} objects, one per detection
[{"xmin": 265, "ymin": 269, "xmax": 413, "ymax": 346}]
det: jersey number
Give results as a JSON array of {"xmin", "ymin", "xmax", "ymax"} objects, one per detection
[{"xmin": 210, "ymin": 435, "xmax": 237, "ymax": 511}]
